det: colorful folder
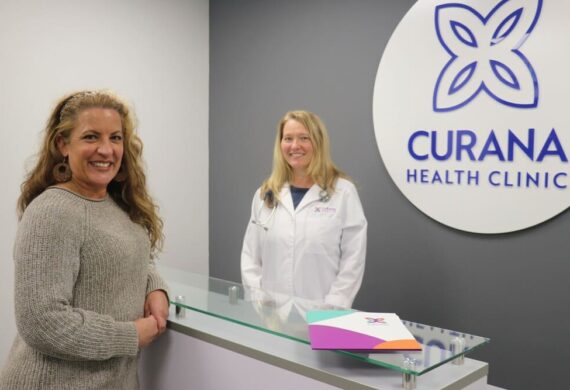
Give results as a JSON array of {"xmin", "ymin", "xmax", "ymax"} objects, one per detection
[{"xmin": 307, "ymin": 311, "xmax": 422, "ymax": 351}]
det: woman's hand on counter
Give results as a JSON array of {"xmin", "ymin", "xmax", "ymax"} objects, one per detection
[{"xmin": 144, "ymin": 290, "xmax": 170, "ymax": 334}]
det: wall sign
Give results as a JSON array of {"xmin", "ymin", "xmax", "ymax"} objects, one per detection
[{"xmin": 373, "ymin": 0, "xmax": 570, "ymax": 233}]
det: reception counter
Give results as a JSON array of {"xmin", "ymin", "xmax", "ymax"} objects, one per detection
[{"xmin": 139, "ymin": 267, "xmax": 492, "ymax": 389}]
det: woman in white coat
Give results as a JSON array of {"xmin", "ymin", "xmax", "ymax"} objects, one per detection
[{"xmin": 241, "ymin": 110, "xmax": 367, "ymax": 309}]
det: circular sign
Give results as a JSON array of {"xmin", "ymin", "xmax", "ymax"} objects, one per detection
[{"xmin": 373, "ymin": 0, "xmax": 570, "ymax": 233}]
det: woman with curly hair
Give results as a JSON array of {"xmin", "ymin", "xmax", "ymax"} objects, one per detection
[{"xmin": 1, "ymin": 90, "xmax": 169, "ymax": 389}]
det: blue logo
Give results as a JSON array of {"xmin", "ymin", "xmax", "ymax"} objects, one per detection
[{"xmin": 433, "ymin": 0, "xmax": 542, "ymax": 112}]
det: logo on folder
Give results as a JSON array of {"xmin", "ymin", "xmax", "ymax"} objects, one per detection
[
  {"xmin": 373, "ymin": 0, "xmax": 570, "ymax": 234},
  {"xmin": 366, "ymin": 317, "xmax": 387, "ymax": 325}
]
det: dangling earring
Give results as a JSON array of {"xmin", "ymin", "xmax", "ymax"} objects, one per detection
[
  {"xmin": 114, "ymin": 164, "xmax": 127, "ymax": 182},
  {"xmin": 53, "ymin": 156, "xmax": 72, "ymax": 183}
]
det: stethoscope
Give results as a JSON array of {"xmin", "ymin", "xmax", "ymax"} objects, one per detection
[
  {"xmin": 251, "ymin": 190, "xmax": 278, "ymax": 231},
  {"xmin": 251, "ymin": 188, "xmax": 330, "ymax": 231}
]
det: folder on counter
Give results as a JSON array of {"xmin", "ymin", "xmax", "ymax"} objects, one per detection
[{"xmin": 307, "ymin": 311, "xmax": 422, "ymax": 351}]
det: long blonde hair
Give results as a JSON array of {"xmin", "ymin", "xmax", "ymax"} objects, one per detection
[
  {"xmin": 260, "ymin": 110, "xmax": 347, "ymax": 207},
  {"xmin": 18, "ymin": 90, "xmax": 164, "ymax": 256}
]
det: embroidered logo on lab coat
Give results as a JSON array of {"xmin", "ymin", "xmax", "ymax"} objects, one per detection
[{"xmin": 312, "ymin": 206, "xmax": 337, "ymax": 217}]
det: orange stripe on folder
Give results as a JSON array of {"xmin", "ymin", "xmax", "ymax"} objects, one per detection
[{"xmin": 373, "ymin": 339, "xmax": 422, "ymax": 350}]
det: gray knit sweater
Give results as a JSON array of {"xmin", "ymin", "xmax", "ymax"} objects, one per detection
[{"xmin": 0, "ymin": 188, "xmax": 168, "ymax": 390}]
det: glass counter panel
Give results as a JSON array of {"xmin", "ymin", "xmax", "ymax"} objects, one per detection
[{"xmin": 160, "ymin": 266, "xmax": 489, "ymax": 376}]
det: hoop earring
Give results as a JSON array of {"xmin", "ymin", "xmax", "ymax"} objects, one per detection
[
  {"xmin": 53, "ymin": 156, "xmax": 72, "ymax": 183},
  {"xmin": 114, "ymin": 164, "xmax": 127, "ymax": 182}
]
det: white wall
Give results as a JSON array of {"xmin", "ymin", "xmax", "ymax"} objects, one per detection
[{"xmin": 0, "ymin": 0, "xmax": 209, "ymax": 366}]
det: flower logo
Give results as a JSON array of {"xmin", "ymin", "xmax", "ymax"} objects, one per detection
[
  {"xmin": 365, "ymin": 317, "xmax": 387, "ymax": 325},
  {"xmin": 433, "ymin": 0, "xmax": 542, "ymax": 112}
]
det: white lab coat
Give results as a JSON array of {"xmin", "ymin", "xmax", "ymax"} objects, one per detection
[{"xmin": 241, "ymin": 178, "xmax": 367, "ymax": 309}]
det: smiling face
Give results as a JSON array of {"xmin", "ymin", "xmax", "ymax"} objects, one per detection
[
  {"xmin": 280, "ymin": 119, "xmax": 314, "ymax": 175},
  {"xmin": 57, "ymin": 107, "xmax": 124, "ymax": 199}
]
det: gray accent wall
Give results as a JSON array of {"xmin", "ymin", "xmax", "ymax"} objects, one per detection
[{"xmin": 210, "ymin": 1, "xmax": 570, "ymax": 389}]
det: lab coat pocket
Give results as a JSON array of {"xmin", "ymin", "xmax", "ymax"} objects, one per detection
[{"xmin": 305, "ymin": 205, "xmax": 342, "ymax": 256}]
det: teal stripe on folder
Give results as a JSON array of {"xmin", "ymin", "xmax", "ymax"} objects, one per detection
[{"xmin": 307, "ymin": 310, "xmax": 355, "ymax": 323}]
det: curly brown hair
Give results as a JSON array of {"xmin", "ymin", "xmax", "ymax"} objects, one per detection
[{"xmin": 18, "ymin": 90, "xmax": 164, "ymax": 256}]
